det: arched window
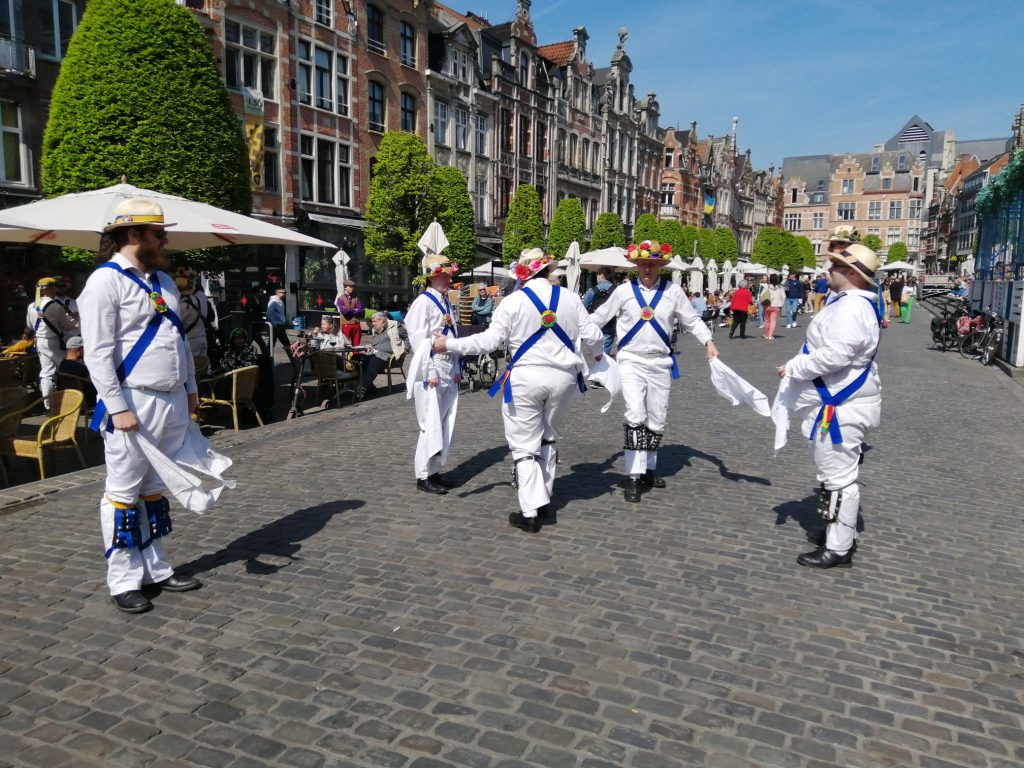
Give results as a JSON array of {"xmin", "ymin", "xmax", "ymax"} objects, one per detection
[
  {"xmin": 367, "ymin": 6, "xmax": 385, "ymax": 54},
  {"xmin": 368, "ymin": 81, "xmax": 385, "ymax": 131}
]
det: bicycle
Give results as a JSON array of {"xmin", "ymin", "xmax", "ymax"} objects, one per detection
[
  {"xmin": 930, "ymin": 297, "xmax": 970, "ymax": 352},
  {"xmin": 959, "ymin": 309, "xmax": 1003, "ymax": 364},
  {"xmin": 462, "ymin": 349, "xmax": 501, "ymax": 391}
]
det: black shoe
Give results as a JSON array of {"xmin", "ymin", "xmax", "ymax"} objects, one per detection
[
  {"xmin": 417, "ymin": 478, "xmax": 448, "ymax": 495},
  {"xmin": 640, "ymin": 470, "xmax": 666, "ymax": 492},
  {"xmin": 153, "ymin": 574, "xmax": 202, "ymax": 593},
  {"xmin": 624, "ymin": 477, "xmax": 642, "ymax": 503},
  {"xmin": 797, "ymin": 546, "xmax": 853, "ymax": 569},
  {"xmin": 508, "ymin": 512, "xmax": 541, "ymax": 533},
  {"xmin": 805, "ymin": 530, "xmax": 859, "ymax": 552},
  {"xmin": 537, "ymin": 504, "xmax": 557, "ymax": 525},
  {"xmin": 428, "ymin": 473, "xmax": 457, "ymax": 489},
  {"xmin": 111, "ymin": 590, "xmax": 152, "ymax": 614}
]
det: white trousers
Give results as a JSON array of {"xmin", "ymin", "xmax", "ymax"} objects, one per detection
[
  {"xmin": 100, "ymin": 387, "xmax": 188, "ymax": 594},
  {"xmin": 619, "ymin": 353, "xmax": 671, "ymax": 477},
  {"xmin": 37, "ymin": 338, "xmax": 64, "ymax": 410},
  {"xmin": 413, "ymin": 381, "xmax": 459, "ymax": 479},
  {"xmin": 502, "ymin": 366, "xmax": 579, "ymax": 517}
]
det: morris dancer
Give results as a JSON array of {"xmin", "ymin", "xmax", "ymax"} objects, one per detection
[
  {"xmin": 591, "ymin": 241, "xmax": 719, "ymax": 502},
  {"xmin": 28, "ymin": 277, "xmax": 77, "ymax": 412},
  {"xmin": 79, "ymin": 199, "xmax": 201, "ymax": 614},
  {"xmin": 405, "ymin": 253, "xmax": 461, "ymax": 494},
  {"xmin": 777, "ymin": 242, "xmax": 882, "ymax": 568},
  {"xmin": 433, "ymin": 249, "xmax": 603, "ymax": 533}
]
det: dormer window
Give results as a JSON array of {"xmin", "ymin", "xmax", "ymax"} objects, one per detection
[
  {"xmin": 870, "ymin": 156, "xmax": 880, "ymax": 173},
  {"xmin": 897, "ymin": 154, "xmax": 907, "ymax": 171},
  {"xmin": 518, "ymin": 51, "xmax": 529, "ymax": 86},
  {"xmin": 815, "ymin": 178, "xmax": 825, "ymax": 191}
]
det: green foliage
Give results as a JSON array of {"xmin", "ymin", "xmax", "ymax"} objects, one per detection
[
  {"xmin": 696, "ymin": 227, "xmax": 717, "ymax": 261},
  {"xmin": 714, "ymin": 227, "xmax": 739, "ymax": 263},
  {"xmin": 795, "ymin": 236, "xmax": 816, "ymax": 269},
  {"xmin": 657, "ymin": 220, "xmax": 686, "ymax": 258},
  {"xmin": 423, "ymin": 165, "xmax": 475, "ymax": 271},
  {"xmin": 887, "ymin": 241, "xmax": 909, "ymax": 263},
  {"xmin": 502, "ymin": 184, "xmax": 544, "ymax": 263},
  {"xmin": 591, "ymin": 211, "xmax": 626, "ymax": 250},
  {"xmin": 752, "ymin": 226, "xmax": 789, "ymax": 270},
  {"xmin": 365, "ymin": 132, "xmax": 435, "ymax": 268},
  {"xmin": 42, "ymin": 0, "xmax": 251, "ymax": 270},
  {"xmin": 976, "ymin": 147, "xmax": 1023, "ymax": 216},
  {"xmin": 548, "ymin": 197, "xmax": 586, "ymax": 259},
  {"xmin": 679, "ymin": 225, "xmax": 699, "ymax": 261},
  {"xmin": 632, "ymin": 213, "xmax": 660, "ymax": 244},
  {"xmin": 861, "ymin": 234, "xmax": 883, "ymax": 253}
]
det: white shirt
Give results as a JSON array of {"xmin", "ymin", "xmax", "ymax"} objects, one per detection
[
  {"xmin": 179, "ymin": 290, "xmax": 210, "ymax": 349},
  {"xmin": 783, "ymin": 289, "xmax": 880, "ymax": 407},
  {"xmin": 592, "ymin": 278, "xmax": 712, "ymax": 356},
  {"xmin": 405, "ymin": 286, "xmax": 460, "ymax": 380},
  {"xmin": 446, "ymin": 278, "xmax": 603, "ymax": 370},
  {"xmin": 79, "ymin": 252, "xmax": 197, "ymax": 416},
  {"xmin": 27, "ymin": 297, "xmax": 77, "ymax": 342}
]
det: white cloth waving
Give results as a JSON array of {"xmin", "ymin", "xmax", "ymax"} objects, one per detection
[{"xmin": 709, "ymin": 358, "xmax": 770, "ymax": 417}]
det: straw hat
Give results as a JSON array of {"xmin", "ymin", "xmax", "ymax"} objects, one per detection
[
  {"xmin": 422, "ymin": 253, "xmax": 459, "ymax": 278},
  {"xmin": 626, "ymin": 240, "xmax": 672, "ymax": 264},
  {"xmin": 511, "ymin": 247, "xmax": 554, "ymax": 281},
  {"xmin": 104, "ymin": 198, "xmax": 177, "ymax": 232},
  {"xmin": 829, "ymin": 242, "xmax": 880, "ymax": 286},
  {"xmin": 827, "ymin": 225, "xmax": 860, "ymax": 244},
  {"xmin": 36, "ymin": 276, "xmax": 58, "ymax": 288}
]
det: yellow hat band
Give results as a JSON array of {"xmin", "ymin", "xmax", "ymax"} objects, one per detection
[{"xmin": 110, "ymin": 214, "xmax": 166, "ymax": 226}]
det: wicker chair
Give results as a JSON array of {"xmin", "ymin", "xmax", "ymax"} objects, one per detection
[
  {"xmin": 310, "ymin": 352, "xmax": 358, "ymax": 408},
  {"xmin": 0, "ymin": 389, "xmax": 86, "ymax": 480},
  {"xmin": 383, "ymin": 350, "xmax": 407, "ymax": 390},
  {"xmin": 197, "ymin": 365, "xmax": 264, "ymax": 431},
  {"xmin": 57, "ymin": 372, "xmax": 97, "ymax": 442},
  {"xmin": 192, "ymin": 354, "xmax": 211, "ymax": 379}
]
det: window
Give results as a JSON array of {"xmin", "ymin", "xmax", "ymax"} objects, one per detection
[
  {"xmin": 913, "ymin": 176, "xmax": 920, "ymax": 192},
  {"xmin": 447, "ymin": 48, "xmax": 469, "ymax": 82},
  {"xmin": 582, "ymin": 139, "xmax": 590, "ymax": 171},
  {"xmin": 475, "ymin": 178, "xmax": 488, "ymax": 223},
  {"xmin": 368, "ymin": 81, "xmax": 385, "ymax": 131},
  {"xmin": 907, "ymin": 229, "xmax": 920, "ymax": 247},
  {"xmin": 262, "ymin": 126, "xmax": 279, "ymax": 192},
  {"xmin": 399, "ymin": 22, "xmax": 415, "ymax": 67},
  {"xmin": 812, "ymin": 212, "xmax": 824, "ymax": 230},
  {"xmin": 887, "ymin": 228, "xmax": 901, "ymax": 246},
  {"xmin": 501, "ymin": 109, "xmax": 512, "ymax": 151},
  {"xmin": 811, "ymin": 193, "xmax": 825, "ymax": 204},
  {"xmin": 314, "ymin": 47, "xmax": 332, "ymax": 110},
  {"xmin": 519, "ymin": 51, "xmax": 529, "ymax": 86},
  {"xmin": 315, "ymin": 0, "xmax": 331, "ymax": 26},
  {"xmin": 841, "ymin": 179, "xmax": 854, "ymax": 194},
  {"xmin": 784, "ymin": 213, "xmax": 801, "ymax": 231},
  {"xmin": 837, "ymin": 202, "xmax": 856, "ymax": 221},
  {"xmin": 367, "ymin": 5, "xmax": 385, "ymax": 54},
  {"xmin": 225, "ymin": 20, "xmax": 276, "ymax": 99},
  {"xmin": 790, "ymin": 188, "xmax": 797, "ymax": 204},
  {"xmin": 296, "ymin": 41, "xmax": 312, "ymax": 105},
  {"xmin": 0, "ymin": 101, "xmax": 24, "ymax": 183},
  {"xmin": 299, "ymin": 135, "xmax": 351, "ymax": 206},
  {"xmin": 897, "ymin": 154, "xmax": 907, "ymax": 171},
  {"xmin": 401, "ymin": 93, "xmax": 416, "ymax": 133},
  {"xmin": 665, "ymin": 149, "xmax": 673, "ymax": 168},
  {"xmin": 815, "ymin": 178, "xmax": 826, "ymax": 191},
  {"xmin": 870, "ymin": 156, "xmax": 880, "ymax": 173},
  {"xmin": 868, "ymin": 201, "xmax": 881, "ymax": 220},
  {"xmin": 909, "ymin": 199, "xmax": 922, "ymax": 220},
  {"xmin": 568, "ymin": 134, "xmax": 577, "ymax": 167},
  {"xmin": 474, "ymin": 114, "xmax": 488, "ymax": 155},
  {"xmin": 433, "ymin": 101, "xmax": 448, "ymax": 145},
  {"xmin": 455, "ymin": 108, "xmax": 468, "ymax": 150},
  {"xmin": 882, "ymin": 177, "xmax": 892, "ymax": 190},
  {"xmin": 866, "ymin": 228, "xmax": 880, "ymax": 237},
  {"xmin": 518, "ymin": 115, "xmax": 530, "ymax": 156},
  {"xmin": 660, "ymin": 183, "xmax": 675, "ymax": 206},
  {"xmin": 36, "ymin": 0, "xmax": 80, "ymax": 60},
  {"xmin": 535, "ymin": 121, "xmax": 546, "ymax": 161},
  {"xmin": 888, "ymin": 200, "xmax": 902, "ymax": 219},
  {"xmin": 336, "ymin": 55, "xmax": 349, "ymax": 116}
]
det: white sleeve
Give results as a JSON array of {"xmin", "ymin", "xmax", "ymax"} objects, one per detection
[{"xmin": 80, "ymin": 273, "xmax": 130, "ymax": 415}]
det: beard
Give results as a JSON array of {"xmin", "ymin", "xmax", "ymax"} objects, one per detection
[{"xmin": 136, "ymin": 241, "xmax": 170, "ymax": 273}]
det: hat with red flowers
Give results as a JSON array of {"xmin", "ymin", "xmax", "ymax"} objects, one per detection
[
  {"xmin": 626, "ymin": 240, "xmax": 672, "ymax": 265},
  {"xmin": 422, "ymin": 253, "xmax": 459, "ymax": 278},
  {"xmin": 511, "ymin": 247, "xmax": 554, "ymax": 282}
]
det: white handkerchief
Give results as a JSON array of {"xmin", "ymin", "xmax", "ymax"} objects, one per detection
[
  {"xmin": 406, "ymin": 340, "xmax": 432, "ymax": 399},
  {"xmin": 587, "ymin": 356, "xmax": 621, "ymax": 414},
  {"xmin": 709, "ymin": 358, "xmax": 770, "ymax": 417},
  {"xmin": 771, "ymin": 376, "xmax": 794, "ymax": 456}
]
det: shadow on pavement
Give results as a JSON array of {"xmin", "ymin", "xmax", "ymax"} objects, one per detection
[
  {"xmin": 446, "ymin": 444, "xmax": 510, "ymax": 488},
  {"xmin": 177, "ymin": 498, "xmax": 363, "ymax": 576},
  {"xmin": 658, "ymin": 444, "xmax": 771, "ymax": 485},
  {"xmin": 773, "ymin": 492, "xmax": 821, "ymax": 539}
]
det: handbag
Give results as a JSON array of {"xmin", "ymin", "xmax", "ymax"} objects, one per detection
[{"xmin": 747, "ymin": 303, "xmax": 757, "ymax": 315}]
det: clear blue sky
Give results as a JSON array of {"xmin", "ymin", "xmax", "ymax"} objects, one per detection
[{"xmin": 461, "ymin": 0, "xmax": 1024, "ymax": 169}]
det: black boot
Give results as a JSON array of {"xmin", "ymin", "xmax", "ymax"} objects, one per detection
[
  {"xmin": 429, "ymin": 473, "xmax": 457, "ymax": 489},
  {"xmin": 537, "ymin": 504, "xmax": 557, "ymax": 525},
  {"xmin": 640, "ymin": 470, "xmax": 666, "ymax": 491},
  {"xmin": 111, "ymin": 590, "xmax": 152, "ymax": 614},
  {"xmin": 417, "ymin": 478, "xmax": 448, "ymax": 495},
  {"xmin": 806, "ymin": 530, "xmax": 859, "ymax": 552},
  {"xmin": 624, "ymin": 477, "xmax": 642, "ymax": 503},
  {"xmin": 508, "ymin": 512, "xmax": 541, "ymax": 533},
  {"xmin": 797, "ymin": 545, "xmax": 853, "ymax": 569}
]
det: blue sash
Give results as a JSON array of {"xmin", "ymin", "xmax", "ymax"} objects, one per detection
[
  {"xmin": 90, "ymin": 263, "xmax": 186, "ymax": 432},
  {"xmin": 423, "ymin": 291, "xmax": 456, "ymax": 338},
  {"xmin": 802, "ymin": 293, "xmax": 878, "ymax": 445},
  {"xmin": 616, "ymin": 278, "xmax": 679, "ymax": 379},
  {"xmin": 34, "ymin": 299, "xmax": 66, "ymax": 347},
  {"xmin": 488, "ymin": 285, "xmax": 584, "ymax": 403}
]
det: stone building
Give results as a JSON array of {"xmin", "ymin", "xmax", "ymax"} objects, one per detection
[{"xmin": 659, "ymin": 123, "xmax": 704, "ymax": 227}]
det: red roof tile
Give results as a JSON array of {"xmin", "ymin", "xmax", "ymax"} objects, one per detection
[{"xmin": 537, "ymin": 41, "xmax": 574, "ymax": 66}]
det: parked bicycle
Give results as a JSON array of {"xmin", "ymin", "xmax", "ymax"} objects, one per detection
[
  {"xmin": 929, "ymin": 297, "xmax": 971, "ymax": 352},
  {"xmin": 959, "ymin": 309, "xmax": 1004, "ymax": 365}
]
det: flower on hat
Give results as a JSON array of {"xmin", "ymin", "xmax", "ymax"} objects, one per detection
[
  {"xmin": 626, "ymin": 240, "xmax": 672, "ymax": 261},
  {"xmin": 512, "ymin": 249, "xmax": 553, "ymax": 281}
]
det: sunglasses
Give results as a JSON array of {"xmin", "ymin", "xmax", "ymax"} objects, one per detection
[{"xmin": 149, "ymin": 229, "xmax": 168, "ymax": 240}]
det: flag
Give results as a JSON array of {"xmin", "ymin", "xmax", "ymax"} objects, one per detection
[{"xmin": 703, "ymin": 194, "xmax": 715, "ymax": 215}]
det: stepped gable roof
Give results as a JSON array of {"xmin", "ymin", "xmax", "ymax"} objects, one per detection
[
  {"xmin": 433, "ymin": 2, "xmax": 489, "ymax": 30},
  {"xmin": 537, "ymin": 40, "xmax": 574, "ymax": 66},
  {"xmin": 780, "ymin": 155, "xmax": 832, "ymax": 200}
]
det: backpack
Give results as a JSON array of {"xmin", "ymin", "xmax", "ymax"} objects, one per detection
[{"xmin": 588, "ymin": 283, "xmax": 613, "ymax": 313}]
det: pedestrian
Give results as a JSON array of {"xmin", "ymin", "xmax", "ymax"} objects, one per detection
[
  {"xmin": 27, "ymin": 276, "xmax": 77, "ymax": 412},
  {"xmin": 336, "ymin": 280, "xmax": 364, "ymax": 346},
  {"xmin": 889, "ymin": 275, "xmax": 904, "ymax": 323},
  {"xmin": 812, "ymin": 272, "xmax": 829, "ymax": 313},
  {"xmin": 899, "ymin": 277, "xmax": 914, "ymax": 323},
  {"xmin": 174, "ymin": 267, "xmax": 213, "ymax": 358},
  {"xmin": 728, "ymin": 281, "xmax": 755, "ymax": 339},
  {"xmin": 405, "ymin": 253, "xmax": 462, "ymax": 494},
  {"xmin": 784, "ymin": 271, "xmax": 804, "ymax": 328},
  {"xmin": 591, "ymin": 240, "xmax": 719, "ymax": 502},
  {"xmin": 471, "ymin": 287, "xmax": 494, "ymax": 326},
  {"xmin": 265, "ymin": 287, "xmax": 292, "ymax": 356},
  {"xmin": 776, "ymin": 242, "xmax": 882, "ymax": 569},
  {"xmin": 78, "ymin": 198, "xmax": 202, "ymax": 614},
  {"xmin": 53, "ymin": 275, "xmax": 81, "ymax": 331},
  {"xmin": 434, "ymin": 248, "xmax": 604, "ymax": 531},
  {"xmin": 582, "ymin": 267, "xmax": 617, "ymax": 354},
  {"xmin": 760, "ymin": 274, "xmax": 786, "ymax": 340}
]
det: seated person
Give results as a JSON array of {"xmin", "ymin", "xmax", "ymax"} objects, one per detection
[
  {"xmin": 218, "ymin": 328, "xmax": 260, "ymax": 373},
  {"xmin": 352, "ymin": 311, "xmax": 408, "ymax": 399},
  {"xmin": 690, "ymin": 290, "xmax": 708, "ymax": 316},
  {"xmin": 471, "ymin": 287, "xmax": 494, "ymax": 326},
  {"xmin": 307, "ymin": 315, "xmax": 351, "ymax": 353},
  {"xmin": 58, "ymin": 335, "xmax": 96, "ymax": 406},
  {"xmin": 2, "ymin": 329, "xmax": 35, "ymax": 356}
]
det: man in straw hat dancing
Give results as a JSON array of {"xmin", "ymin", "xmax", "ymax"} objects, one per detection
[
  {"xmin": 433, "ymin": 248, "xmax": 604, "ymax": 532},
  {"xmin": 27, "ymin": 276, "xmax": 78, "ymax": 412},
  {"xmin": 590, "ymin": 240, "xmax": 719, "ymax": 502},
  {"xmin": 777, "ymin": 241, "xmax": 883, "ymax": 569},
  {"xmin": 78, "ymin": 198, "xmax": 202, "ymax": 613},
  {"xmin": 405, "ymin": 253, "xmax": 462, "ymax": 495}
]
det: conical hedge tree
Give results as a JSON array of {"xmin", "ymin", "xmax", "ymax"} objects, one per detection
[
  {"xmin": 502, "ymin": 184, "xmax": 544, "ymax": 263},
  {"xmin": 632, "ymin": 213, "xmax": 659, "ymax": 244},
  {"xmin": 548, "ymin": 197, "xmax": 585, "ymax": 259},
  {"xmin": 591, "ymin": 212, "xmax": 626, "ymax": 250},
  {"xmin": 42, "ymin": 0, "xmax": 251, "ymax": 270},
  {"xmin": 423, "ymin": 165, "xmax": 475, "ymax": 270}
]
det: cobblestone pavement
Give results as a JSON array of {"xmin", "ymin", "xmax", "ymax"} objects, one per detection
[{"xmin": 2, "ymin": 311, "xmax": 1024, "ymax": 768}]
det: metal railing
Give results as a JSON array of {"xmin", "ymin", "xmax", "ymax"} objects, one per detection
[{"xmin": 0, "ymin": 35, "xmax": 35, "ymax": 78}]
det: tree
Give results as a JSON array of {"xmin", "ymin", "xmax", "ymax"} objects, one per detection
[
  {"xmin": 795, "ymin": 235, "xmax": 816, "ymax": 269},
  {"xmin": 861, "ymin": 234, "xmax": 883, "ymax": 253},
  {"xmin": 679, "ymin": 225, "xmax": 699, "ymax": 261},
  {"xmin": 887, "ymin": 241, "xmax": 908, "ymax": 263},
  {"xmin": 696, "ymin": 227, "xmax": 717, "ymax": 261},
  {"xmin": 365, "ymin": 132, "xmax": 435, "ymax": 269},
  {"xmin": 548, "ymin": 197, "xmax": 586, "ymax": 259},
  {"xmin": 714, "ymin": 227, "xmax": 739, "ymax": 263},
  {"xmin": 42, "ymin": 0, "xmax": 251, "ymax": 271},
  {"xmin": 752, "ymin": 226, "xmax": 787, "ymax": 270},
  {"xmin": 632, "ymin": 213, "xmax": 660, "ymax": 244},
  {"xmin": 502, "ymin": 184, "xmax": 544, "ymax": 263},
  {"xmin": 423, "ymin": 165, "xmax": 475, "ymax": 270},
  {"xmin": 658, "ymin": 220, "xmax": 686, "ymax": 258},
  {"xmin": 591, "ymin": 212, "xmax": 626, "ymax": 250}
]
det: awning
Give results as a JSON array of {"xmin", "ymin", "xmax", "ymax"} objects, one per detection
[{"xmin": 308, "ymin": 213, "xmax": 366, "ymax": 229}]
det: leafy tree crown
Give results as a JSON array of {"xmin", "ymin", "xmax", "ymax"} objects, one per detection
[
  {"xmin": 591, "ymin": 212, "xmax": 626, "ymax": 250},
  {"xmin": 548, "ymin": 197, "xmax": 585, "ymax": 259},
  {"xmin": 423, "ymin": 165, "xmax": 475, "ymax": 271},
  {"xmin": 502, "ymin": 184, "xmax": 544, "ymax": 263},
  {"xmin": 632, "ymin": 213, "xmax": 659, "ymax": 244},
  {"xmin": 365, "ymin": 132, "xmax": 435, "ymax": 268}
]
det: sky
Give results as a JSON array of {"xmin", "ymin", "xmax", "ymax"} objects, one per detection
[{"xmin": 458, "ymin": 0, "xmax": 1024, "ymax": 170}]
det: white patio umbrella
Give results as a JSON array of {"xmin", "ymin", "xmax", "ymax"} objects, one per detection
[
  {"xmin": 741, "ymin": 262, "xmax": 769, "ymax": 275},
  {"xmin": 721, "ymin": 259, "xmax": 734, "ymax": 290},
  {"xmin": 417, "ymin": 219, "xmax": 449, "ymax": 261},
  {"xmin": 706, "ymin": 259, "xmax": 719, "ymax": 294},
  {"xmin": 458, "ymin": 264, "xmax": 511, "ymax": 281},
  {"xmin": 877, "ymin": 260, "xmax": 921, "ymax": 272},
  {"xmin": 561, "ymin": 240, "xmax": 582, "ymax": 294},
  {"xmin": 666, "ymin": 255, "xmax": 688, "ymax": 286},
  {"xmin": 689, "ymin": 256, "xmax": 704, "ymax": 294},
  {"xmin": 579, "ymin": 246, "xmax": 633, "ymax": 271},
  {"xmin": 332, "ymin": 249, "xmax": 351, "ymax": 296},
  {"xmin": 0, "ymin": 182, "xmax": 336, "ymax": 251}
]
